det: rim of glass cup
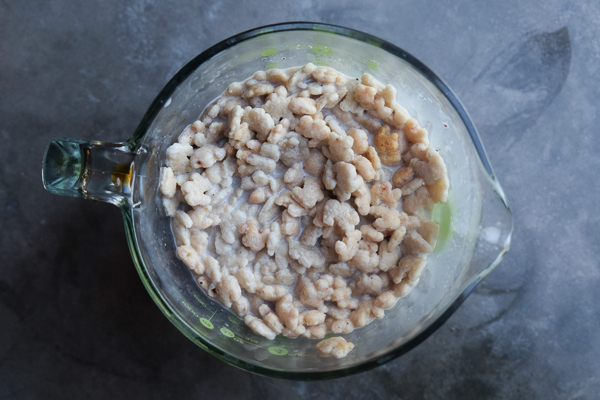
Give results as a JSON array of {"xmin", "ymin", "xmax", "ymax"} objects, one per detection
[{"xmin": 122, "ymin": 22, "xmax": 513, "ymax": 380}]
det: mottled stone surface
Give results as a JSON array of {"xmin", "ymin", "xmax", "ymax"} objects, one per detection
[{"xmin": 1, "ymin": 0, "xmax": 599, "ymax": 398}]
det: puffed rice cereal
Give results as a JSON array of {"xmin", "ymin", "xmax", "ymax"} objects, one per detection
[{"xmin": 160, "ymin": 63, "xmax": 449, "ymax": 358}]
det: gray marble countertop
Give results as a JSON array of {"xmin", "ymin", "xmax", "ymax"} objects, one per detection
[{"xmin": 2, "ymin": 0, "xmax": 598, "ymax": 398}]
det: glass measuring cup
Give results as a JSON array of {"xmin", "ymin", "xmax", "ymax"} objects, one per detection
[{"xmin": 41, "ymin": 22, "xmax": 513, "ymax": 379}]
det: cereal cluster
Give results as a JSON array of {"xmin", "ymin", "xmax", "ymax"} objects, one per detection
[{"xmin": 159, "ymin": 63, "xmax": 448, "ymax": 358}]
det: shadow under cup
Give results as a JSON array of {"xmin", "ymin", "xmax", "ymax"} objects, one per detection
[{"xmin": 47, "ymin": 23, "xmax": 512, "ymax": 379}]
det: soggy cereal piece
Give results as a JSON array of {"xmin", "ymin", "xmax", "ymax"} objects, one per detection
[
  {"xmin": 266, "ymin": 222, "xmax": 282, "ymax": 256},
  {"xmin": 374, "ymin": 125, "xmax": 399, "ymax": 153},
  {"xmin": 174, "ymin": 210, "xmax": 193, "ymax": 229},
  {"xmin": 242, "ymin": 107, "xmax": 275, "ymax": 141},
  {"xmin": 403, "ymin": 186, "xmax": 434, "ymax": 215},
  {"xmin": 295, "ymin": 115, "xmax": 332, "ymax": 147},
  {"xmin": 323, "ymin": 199, "xmax": 360, "ymax": 232},
  {"xmin": 263, "ymin": 92, "xmax": 295, "ymax": 128},
  {"xmin": 374, "ymin": 290, "xmax": 397, "ymax": 309},
  {"xmin": 352, "ymin": 155, "xmax": 376, "ymax": 182},
  {"xmin": 216, "ymin": 275, "xmax": 242, "ymax": 308},
  {"xmin": 360, "ymin": 224, "xmax": 384, "ymax": 242},
  {"xmin": 300, "ymin": 310, "xmax": 327, "ymax": 326},
  {"xmin": 159, "ymin": 167, "xmax": 176, "ymax": 198},
  {"xmin": 328, "ymin": 262, "xmax": 355, "ymax": 279},
  {"xmin": 410, "ymin": 147, "xmax": 447, "ymax": 185},
  {"xmin": 166, "ymin": 142, "xmax": 194, "ymax": 175},
  {"xmin": 379, "ymin": 150, "xmax": 403, "ymax": 167},
  {"xmin": 322, "ymin": 159, "xmax": 337, "ymax": 191},
  {"xmin": 258, "ymin": 285, "xmax": 289, "ymax": 301},
  {"xmin": 289, "ymin": 97, "xmax": 317, "ymax": 115},
  {"xmin": 177, "ymin": 245, "xmax": 204, "ymax": 275},
  {"xmin": 389, "ymin": 255, "xmax": 427, "ymax": 287},
  {"xmin": 189, "ymin": 205, "xmax": 220, "ymax": 230},
  {"xmin": 418, "ymin": 221, "xmax": 440, "ymax": 248},
  {"xmin": 354, "ymin": 84, "xmax": 377, "ymax": 110},
  {"xmin": 244, "ymin": 315, "xmax": 276, "ymax": 340},
  {"xmin": 281, "ymin": 210, "xmax": 301, "ymax": 236},
  {"xmin": 404, "ymin": 118, "xmax": 430, "ymax": 146},
  {"xmin": 316, "ymin": 336, "xmax": 355, "ymax": 358},
  {"xmin": 326, "ymin": 305, "xmax": 352, "ymax": 320},
  {"xmin": 344, "ymin": 128, "xmax": 368, "ymax": 155},
  {"xmin": 392, "ymin": 166, "xmax": 414, "ymax": 188},
  {"xmin": 361, "ymin": 73, "xmax": 385, "ymax": 91},
  {"xmin": 246, "ymin": 153, "xmax": 277, "ymax": 174},
  {"xmin": 263, "ymin": 310, "xmax": 284, "ymax": 334},
  {"xmin": 278, "ymin": 132, "xmax": 310, "ymax": 167},
  {"xmin": 296, "ymin": 275, "xmax": 332, "ymax": 308},
  {"xmin": 276, "ymin": 294, "xmax": 300, "ymax": 330},
  {"xmin": 292, "ymin": 178, "xmax": 325, "ymax": 209},
  {"xmin": 331, "ymin": 318, "xmax": 355, "ymax": 334},
  {"xmin": 370, "ymin": 205, "xmax": 404, "ymax": 232},
  {"xmin": 402, "ymin": 230, "xmax": 434, "ymax": 255},
  {"xmin": 266, "ymin": 68, "xmax": 289, "ymax": 84},
  {"xmin": 260, "ymin": 142, "xmax": 281, "ymax": 161},
  {"xmin": 232, "ymin": 297, "xmax": 250, "ymax": 317},
  {"xmin": 338, "ymin": 298, "xmax": 359, "ymax": 310},
  {"xmin": 303, "ymin": 324, "xmax": 328, "ymax": 339},
  {"xmin": 304, "ymin": 149, "xmax": 327, "ymax": 178},
  {"xmin": 235, "ymin": 267, "xmax": 261, "ymax": 293},
  {"xmin": 401, "ymin": 178, "xmax": 425, "ymax": 196},
  {"xmin": 162, "ymin": 196, "xmax": 179, "ymax": 217},
  {"xmin": 300, "ymin": 223, "xmax": 323, "ymax": 247},
  {"xmin": 239, "ymin": 219, "xmax": 268, "ymax": 251},
  {"xmin": 426, "ymin": 175, "xmax": 449, "ymax": 203},
  {"xmin": 332, "ymin": 162, "xmax": 361, "ymax": 201},
  {"xmin": 242, "ymin": 82, "xmax": 274, "ymax": 98},
  {"xmin": 364, "ymin": 146, "xmax": 382, "ymax": 170},
  {"xmin": 352, "ymin": 176, "xmax": 371, "ymax": 216},
  {"xmin": 312, "ymin": 66, "xmax": 342, "ymax": 83},
  {"xmin": 335, "ymin": 229, "xmax": 362, "ymax": 261},
  {"xmin": 327, "ymin": 131, "xmax": 355, "ymax": 163},
  {"xmin": 388, "ymin": 226, "xmax": 407, "ymax": 252},
  {"xmin": 258, "ymin": 196, "xmax": 281, "ymax": 224},
  {"xmin": 348, "ymin": 246, "xmax": 379, "ymax": 273},
  {"xmin": 288, "ymin": 241, "xmax": 326, "ymax": 270},
  {"xmin": 284, "ymin": 162, "xmax": 304, "ymax": 186},
  {"xmin": 370, "ymin": 181, "xmax": 402, "ymax": 208},
  {"xmin": 181, "ymin": 173, "xmax": 212, "ymax": 207},
  {"xmin": 190, "ymin": 144, "xmax": 226, "ymax": 169}
]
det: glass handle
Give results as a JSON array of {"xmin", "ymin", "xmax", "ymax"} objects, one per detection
[{"xmin": 42, "ymin": 138, "xmax": 135, "ymax": 207}]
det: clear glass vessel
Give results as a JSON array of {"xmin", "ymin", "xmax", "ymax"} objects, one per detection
[{"xmin": 41, "ymin": 22, "xmax": 513, "ymax": 379}]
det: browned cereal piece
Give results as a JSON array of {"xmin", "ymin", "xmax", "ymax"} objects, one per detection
[
  {"xmin": 374, "ymin": 125, "xmax": 399, "ymax": 153},
  {"xmin": 365, "ymin": 146, "xmax": 382, "ymax": 170},
  {"xmin": 426, "ymin": 175, "xmax": 449, "ymax": 203}
]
